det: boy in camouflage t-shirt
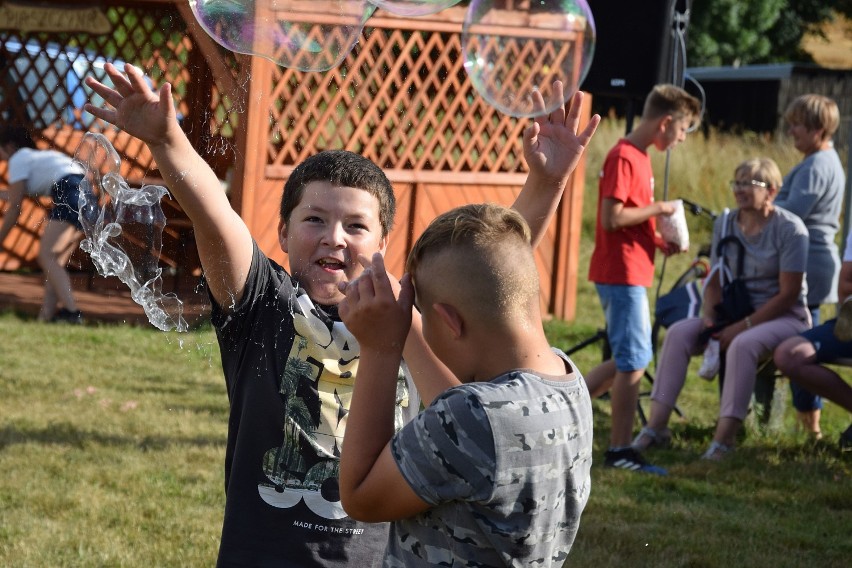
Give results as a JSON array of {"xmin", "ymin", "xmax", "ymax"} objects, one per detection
[{"xmin": 338, "ymin": 203, "xmax": 594, "ymax": 566}]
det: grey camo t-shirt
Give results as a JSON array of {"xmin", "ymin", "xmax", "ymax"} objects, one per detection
[{"xmin": 386, "ymin": 351, "xmax": 593, "ymax": 567}]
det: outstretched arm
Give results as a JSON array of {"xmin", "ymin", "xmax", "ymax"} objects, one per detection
[
  {"xmin": 84, "ymin": 63, "xmax": 253, "ymax": 308},
  {"xmin": 513, "ymin": 84, "xmax": 601, "ymax": 248},
  {"xmin": 338, "ymin": 253, "xmax": 430, "ymax": 522}
]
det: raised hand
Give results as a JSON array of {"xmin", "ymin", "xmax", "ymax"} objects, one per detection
[
  {"xmin": 84, "ymin": 63, "xmax": 179, "ymax": 148},
  {"xmin": 339, "ymin": 252, "xmax": 414, "ymax": 356},
  {"xmin": 523, "ymin": 82, "xmax": 601, "ymax": 189}
]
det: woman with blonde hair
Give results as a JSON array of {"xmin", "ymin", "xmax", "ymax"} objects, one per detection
[
  {"xmin": 776, "ymin": 94, "xmax": 845, "ymax": 437},
  {"xmin": 633, "ymin": 157, "xmax": 811, "ymax": 460}
]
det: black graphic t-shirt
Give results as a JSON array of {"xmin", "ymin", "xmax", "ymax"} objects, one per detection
[{"xmin": 212, "ymin": 244, "xmax": 417, "ymax": 567}]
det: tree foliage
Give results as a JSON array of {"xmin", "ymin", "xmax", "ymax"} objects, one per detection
[{"xmin": 687, "ymin": 0, "xmax": 847, "ymax": 67}]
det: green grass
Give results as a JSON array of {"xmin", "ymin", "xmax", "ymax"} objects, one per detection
[
  {"xmin": 0, "ymin": 315, "xmax": 225, "ymax": 566},
  {"xmin": 1, "ymin": 119, "xmax": 850, "ymax": 566}
]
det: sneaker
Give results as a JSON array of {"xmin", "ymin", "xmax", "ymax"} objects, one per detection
[
  {"xmin": 834, "ymin": 296, "xmax": 852, "ymax": 342},
  {"xmin": 840, "ymin": 424, "xmax": 852, "ymax": 451},
  {"xmin": 631, "ymin": 426, "xmax": 672, "ymax": 452},
  {"xmin": 700, "ymin": 441, "xmax": 732, "ymax": 461},
  {"xmin": 52, "ymin": 309, "xmax": 84, "ymax": 325},
  {"xmin": 604, "ymin": 447, "xmax": 667, "ymax": 475}
]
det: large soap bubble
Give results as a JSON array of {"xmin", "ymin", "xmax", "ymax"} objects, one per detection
[
  {"xmin": 462, "ymin": 0, "xmax": 595, "ymax": 118},
  {"xmin": 367, "ymin": 0, "xmax": 462, "ymax": 17},
  {"xmin": 74, "ymin": 133, "xmax": 188, "ymax": 332},
  {"xmin": 189, "ymin": 0, "xmax": 376, "ymax": 72}
]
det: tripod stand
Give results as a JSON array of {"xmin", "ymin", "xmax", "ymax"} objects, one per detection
[{"xmin": 564, "ymin": 328, "xmax": 683, "ymax": 425}]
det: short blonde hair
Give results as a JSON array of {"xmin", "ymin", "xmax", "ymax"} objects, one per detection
[
  {"xmin": 735, "ymin": 157, "xmax": 783, "ymax": 190},
  {"xmin": 783, "ymin": 94, "xmax": 840, "ymax": 140},
  {"xmin": 643, "ymin": 84, "xmax": 701, "ymax": 124},
  {"xmin": 406, "ymin": 204, "xmax": 539, "ymax": 322}
]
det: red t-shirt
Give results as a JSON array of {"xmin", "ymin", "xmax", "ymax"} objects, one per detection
[{"xmin": 588, "ymin": 138, "xmax": 657, "ymax": 287}]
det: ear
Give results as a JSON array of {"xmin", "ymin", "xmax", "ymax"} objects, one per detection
[
  {"xmin": 377, "ymin": 234, "xmax": 389, "ymax": 255},
  {"xmin": 278, "ymin": 219, "xmax": 289, "ymax": 253},
  {"xmin": 432, "ymin": 302, "xmax": 464, "ymax": 339},
  {"xmin": 659, "ymin": 114, "xmax": 674, "ymax": 133}
]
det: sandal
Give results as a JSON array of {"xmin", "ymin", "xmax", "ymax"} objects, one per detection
[
  {"xmin": 631, "ymin": 426, "xmax": 672, "ymax": 451},
  {"xmin": 700, "ymin": 441, "xmax": 733, "ymax": 461}
]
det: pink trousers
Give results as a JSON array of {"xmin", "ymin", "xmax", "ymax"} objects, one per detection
[{"xmin": 651, "ymin": 308, "xmax": 810, "ymax": 420}]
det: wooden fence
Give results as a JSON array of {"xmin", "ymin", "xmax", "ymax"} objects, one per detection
[{"xmin": 0, "ymin": 1, "xmax": 590, "ymax": 320}]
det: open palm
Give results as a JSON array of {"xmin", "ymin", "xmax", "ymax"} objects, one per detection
[{"xmin": 84, "ymin": 63, "xmax": 177, "ymax": 147}]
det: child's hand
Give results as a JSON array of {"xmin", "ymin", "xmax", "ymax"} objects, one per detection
[
  {"xmin": 339, "ymin": 253, "xmax": 414, "ymax": 355},
  {"xmin": 84, "ymin": 63, "xmax": 178, "ymax": 148},
  {"xmin": 523, "ymin": 81, "xmax": 601, "ymax": 188}
]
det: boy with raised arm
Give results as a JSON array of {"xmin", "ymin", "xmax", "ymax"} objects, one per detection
[
  {"xmin": 84, "ymin": 64, "xmax": 597, "ymax": 567},
  {"xmin": 338, "ymin": 204, "xmax": 594, "ymax": 566}
]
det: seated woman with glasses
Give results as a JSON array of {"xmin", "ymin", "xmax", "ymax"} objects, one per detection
[{"xmin": 632, "ymin": 157, "xmax": 811, "ymax": 460}]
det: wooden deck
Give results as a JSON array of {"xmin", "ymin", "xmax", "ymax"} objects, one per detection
[{"xmin": 0, "ymin": 271, "xmax": 211, "ymax": 328}]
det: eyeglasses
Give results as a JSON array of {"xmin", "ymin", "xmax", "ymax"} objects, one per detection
[{"xmin": 729, "ymin": 179, "xmax": 769, "ymax": 190}]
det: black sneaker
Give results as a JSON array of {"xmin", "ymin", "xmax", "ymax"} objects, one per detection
[
  {"xmin": 604, "ymin": 447, "xmax": 667, "ymax": 475},
  {"xmin": 52, "ymin": 309, "xmax": 84, "ymax": 325},
  {"xmin": 840, "ymin": 424, "xmax": 852, "ymax": 451}
]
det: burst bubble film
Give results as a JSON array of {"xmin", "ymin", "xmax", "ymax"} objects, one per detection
[
  {"xmin": 462, "ymin": 0, "xmax": 595, "ymax": 118},
  {"xmin": 73, "ymin": 133, "xmax": 188, "ymax": 333},
  {"xmin": 189, "ymin": 0, "xmax": 376, "ymax": 72},
  {"xmin": 367, "ymin": 0, "xmax": 462, "ymax": 18}
]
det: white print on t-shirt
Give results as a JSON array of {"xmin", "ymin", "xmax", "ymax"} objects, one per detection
[{"xmin": 257, "ymin": 289, "xmax": 409, "ymax": 520}]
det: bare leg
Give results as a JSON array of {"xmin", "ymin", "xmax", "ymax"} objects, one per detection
[
  {"xmin": 37, "ymin": 219, "xmax": 81, "ymax": 320},
  {"xmin": 609, "ymin": 369, "xmax": 644, "ymax": 448},
  {"xmin": 584, "ymin": 359, "xmax": 616, "ymax": 398},
  {"xmin": 775, "ymin": 336, "xmax": 852, "ymax": 414},
  {"xmin": 796, "ymin": 409, "xmax": 822, "ymax": 438},
  {"xmin": 713, "ymin": 416, "xmax": 742, "ymax": 447}
]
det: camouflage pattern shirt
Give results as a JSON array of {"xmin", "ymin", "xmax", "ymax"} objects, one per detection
[{"xmin": 387, "ymin": 351, "xmax": 593, "ymax": 567}]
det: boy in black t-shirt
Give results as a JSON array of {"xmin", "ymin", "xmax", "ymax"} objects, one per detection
[{"xmin": 85, "ymin": 65, "xmax": 597, "ymax": 566}]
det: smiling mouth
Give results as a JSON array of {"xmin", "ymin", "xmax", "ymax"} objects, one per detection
[{"xmin": 318, "ymin": 259, "xmax": 346, "ymax": 271}]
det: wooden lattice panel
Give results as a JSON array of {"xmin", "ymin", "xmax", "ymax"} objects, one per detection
[
  {"xmin": 266, "ymin": 21, "xmax": 531, "ymax": 175},
  {"xmin": 0, "ymin": 1, "xmax": 239, "ymax": 279}
]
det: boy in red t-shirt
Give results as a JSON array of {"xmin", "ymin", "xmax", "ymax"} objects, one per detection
[{"xmin": 584, "ymin": 84, "xmax": 700, "ymax": 474}]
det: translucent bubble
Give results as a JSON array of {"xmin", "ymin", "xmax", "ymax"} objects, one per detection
[
  {"xmin": 74, "ymin": 133, "xmax": 188, "ymax": 332},
  {"xmin": 189, "ymin": 0, "xmax": 376, "ymax": 72},
  {"xmin": 462, "ymin": 0, "xmax": 596, "ymax": 118},
  {"xmin": 367, "ymin": 0, "xmax": 462, "ymax": 17}
]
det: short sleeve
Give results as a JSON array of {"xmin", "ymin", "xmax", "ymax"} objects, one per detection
[{"xmin": 391, "ymin": 388, "xmax": 495, "ymax": 506}]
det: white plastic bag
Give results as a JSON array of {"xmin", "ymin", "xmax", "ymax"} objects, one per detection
[
  {"xmin": 699, "ymin": 339, "xmax": 720, "ymax": 380},
  {"xmin": 658, "ymin": 199, "xmax": 690, "ymax": 252}
]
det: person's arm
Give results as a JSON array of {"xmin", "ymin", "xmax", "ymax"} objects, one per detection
[
  {"xmin": 0, "ymin": 181, "xmax": 26, "ymax": 249},
  {"xmin": 774, "ymin": 164, "xmax": 819, "ymax": 219},
  {"xmin": 84, "ymin": 63, "xmax": 253, "ymax": 308},
  {"xmin": 716, "ymin": 271, "xmax": 804, "ymax": 350},
  {"xmin": 338, "ymin": 253, "xmax": 431, "ymax": 521},
  {"xmin": 600, "ymin": 198, "xmax": 675, "ymax": 232},
  {"xmin": 838, "ymin": 261, "xmax": 852, "ymax": 300},
  {"xmin": 513, "ymin": 85, "xmax": 600, "ymax": 248},
  {"xmin": 701, "ymin": 268, "xmax": 722, "ymax": 327}
]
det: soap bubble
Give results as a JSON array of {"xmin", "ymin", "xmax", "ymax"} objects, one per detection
[
  {"xmin": 367, "ymin": 0, "xmax": 462, "ymax": 17},
  {"xmin": 462, "ymin": 0, "xmax": 595, "ymax": 118},
  {"xmin": 74, "ymin": 133, "xmax": 188, "ymax": 332},
  {"xmin": 189, "ymin": 0, "xmax": 376, "ymax": 72}
]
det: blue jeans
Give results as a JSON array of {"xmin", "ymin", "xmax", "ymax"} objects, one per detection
[
  {"xmin": 595, "ymin": 284, "xmax": 652, "ymax": 372},
  {"xmin": 790, "ymin": 306, "xmax": 823, "ymax": 412}
]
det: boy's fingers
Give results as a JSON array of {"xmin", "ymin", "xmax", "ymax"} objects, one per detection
[
  {"xmin": 549, "ymin": 80, "xmax": 565, "ymax": 124},
  {"xmin": 530, "ymin": 87, "xmax": 546, "ymax": 117},
  {"xmin": 124, "ymin": 63, "xmax": 151, "ymax": 93},
  {"xmin": 398, "ymin": 274, "xmax": 415, "ymax": 313},
  {"xmin": 579, "ymin": 113, "xmax": 601, "ymax": 145},
  {"xmin": 368, "ymin": 253, "xmax": 394, "ymax": 297}
]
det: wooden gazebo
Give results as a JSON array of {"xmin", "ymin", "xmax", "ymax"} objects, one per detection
[{"xmin": 0, "ymin": 0, "xmax": 591, "ymax": 320}]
